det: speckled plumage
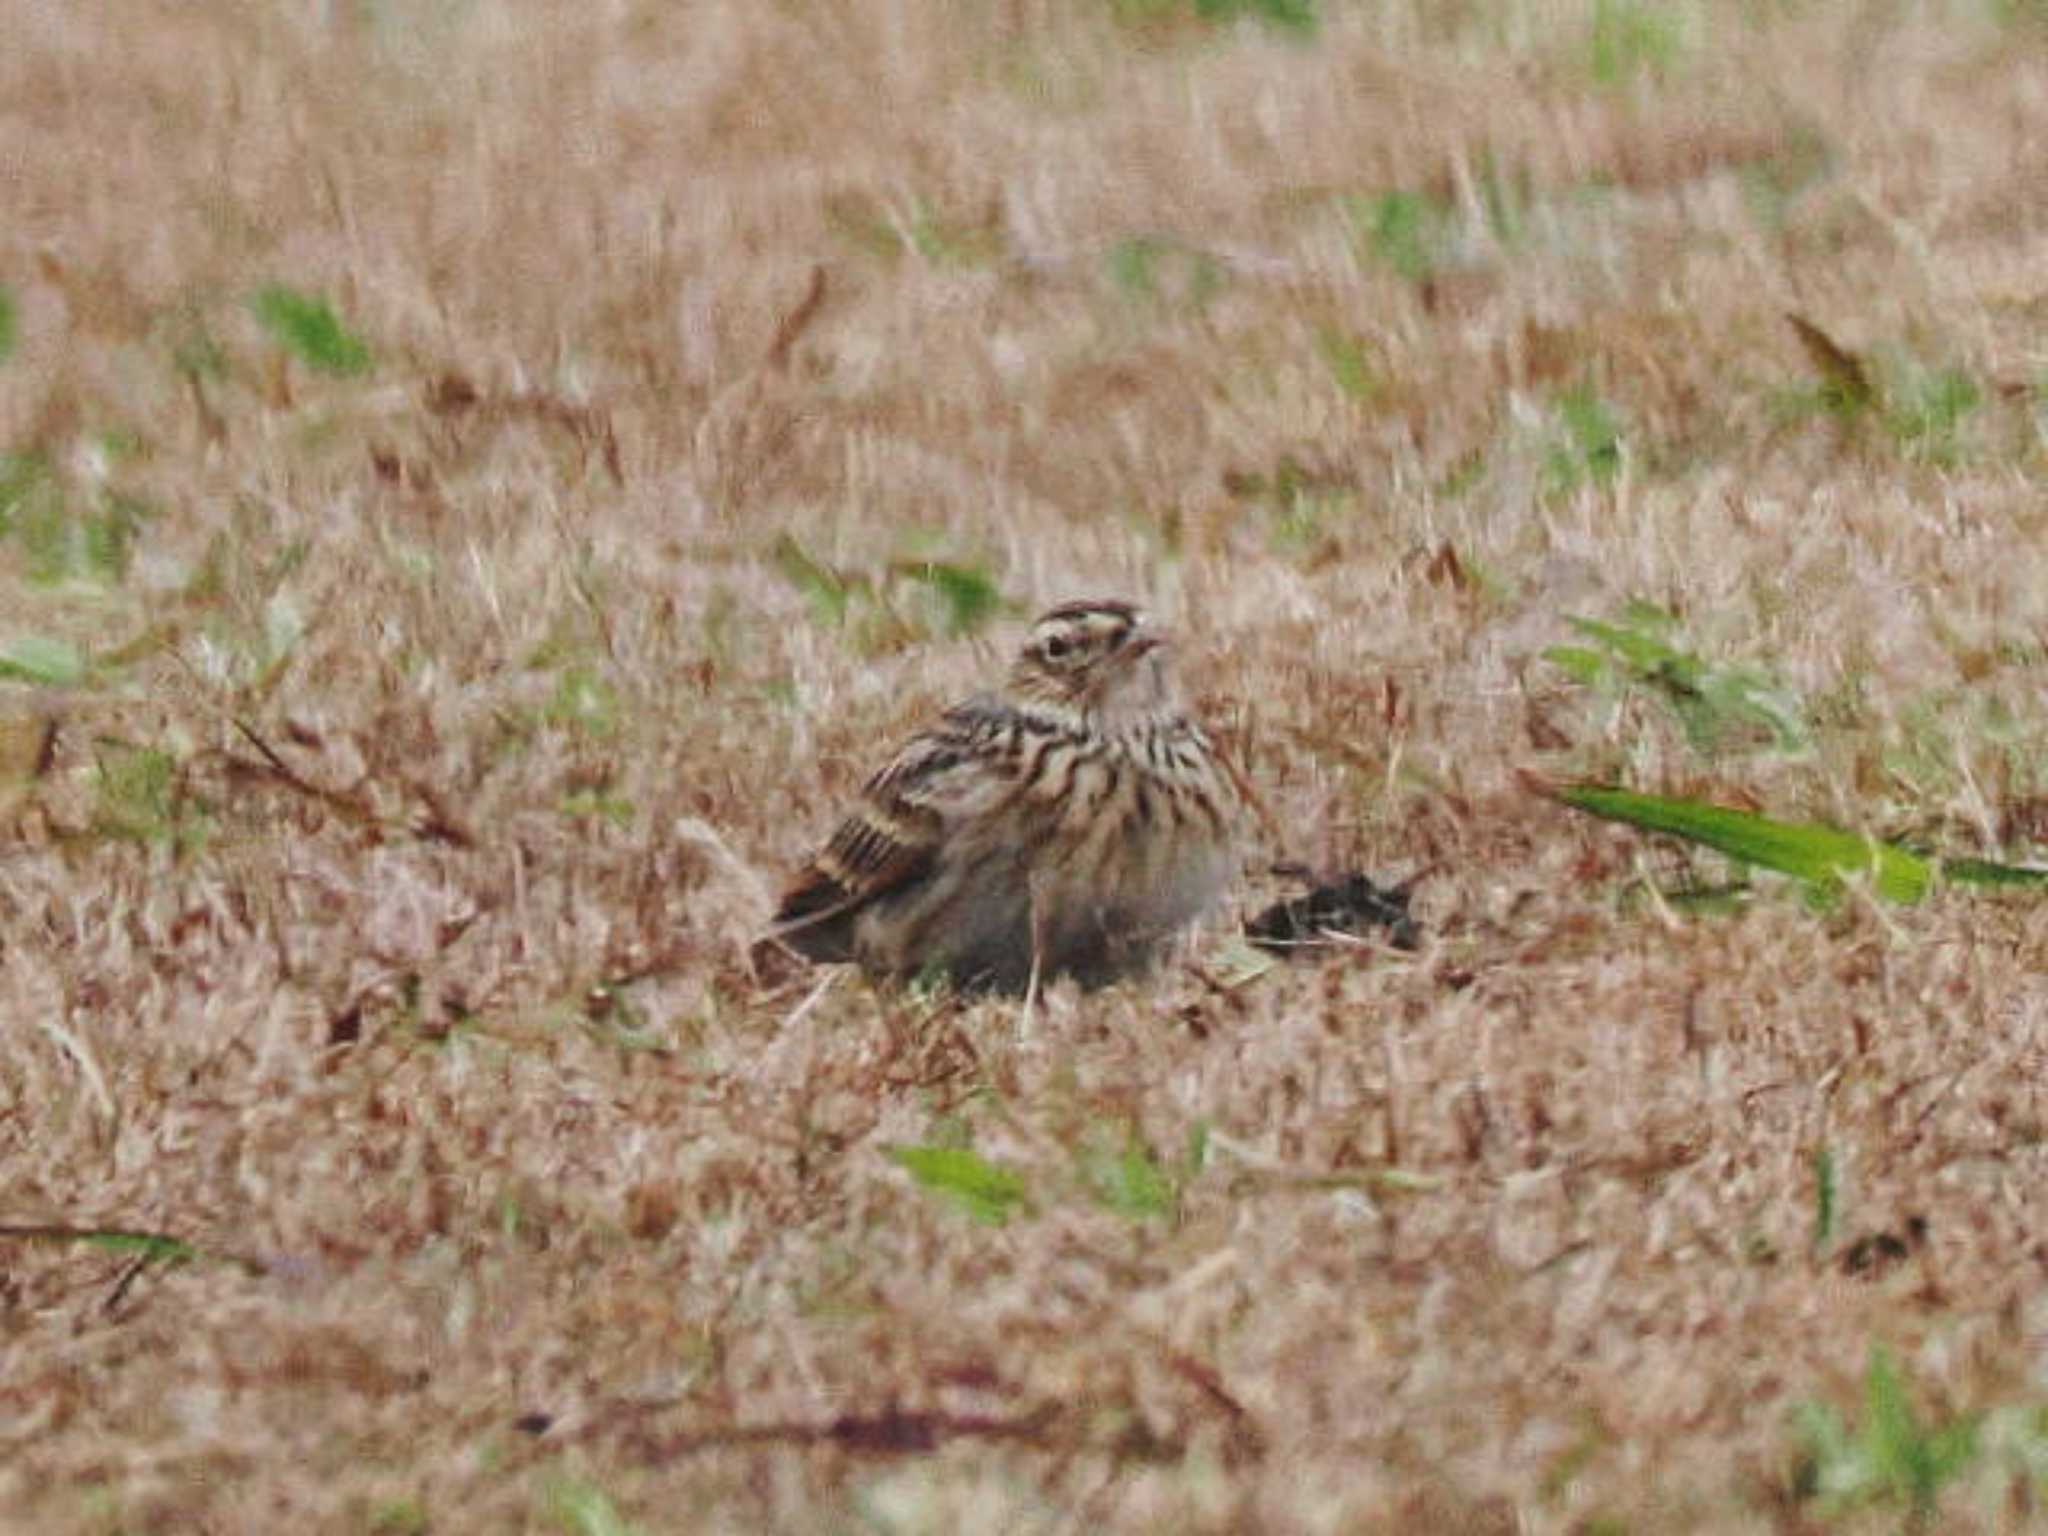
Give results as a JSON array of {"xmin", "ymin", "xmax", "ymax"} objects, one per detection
[{"xmin": 772, "ymin": 600, "xmax": 1242, "ymax": 991}]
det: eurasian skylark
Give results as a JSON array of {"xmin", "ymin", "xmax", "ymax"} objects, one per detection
[{"xmin": 772, "ymin": 599, "xmax": 1243, "ymax": 991}]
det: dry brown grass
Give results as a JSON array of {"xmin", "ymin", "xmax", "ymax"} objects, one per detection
[{"xmin": 5, "ymin": 1, "xmax": 2048, "ymax": 1529}]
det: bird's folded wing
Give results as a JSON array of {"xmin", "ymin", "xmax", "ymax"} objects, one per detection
[{"xmin": 771, "ymin": 699, "xmax": 1017, "ymax": 943}]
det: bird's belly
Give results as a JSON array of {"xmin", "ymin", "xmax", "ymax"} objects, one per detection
[
  {"xmin": 1070, "ymin": 815, "xmax": 1231, "ymax": 942},
  {"xmin": 849, "ymin": 763, "xmax": 1232, "ymax": 990},
  {"xmin": 851, "ymin": 841, "xmax": 1035, "ymax": 989}
]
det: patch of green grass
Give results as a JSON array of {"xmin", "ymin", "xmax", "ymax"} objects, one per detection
[
  {"xmin": 544, "ymin": 665, "xmax": 623, "ymax": 738},
  {"xmin": 0, "ymin": 451, "xmax": 50, "ymax": 537},
  {"xmin": 82, "ymin": 491, "xmax": 149, "ymax": 585},
  {"xmin": 0, "ymin": 634, "xmax": 85, "ymax": 688},
  {"xmin": 0, "ymin": 634, "xmax": 87, "ymax": 686},
  {"xmin": 1350, "ymin": 189, "xmax": 1456, "ymax": 285},
  {"xmin": 1222, "ymin": 456, "xmax": 1357, "ymax": 558},
  {"xmin": 1199, "ymin": 0, "xmax": 1316, "ymax": 33},
  {"xmin": 542, "ymin": 1477, "xmax": 640, "ymax": 1536},
  {"xmin": 1267, "ymin": 487, "xmax": 1336, "ymax": 554},
  {"xmin": 904, "ymin": 198, "xmax": 1004, "ymax": 268},
  {"xmin": 1111, "ymin": 237, "xmax": 1171, "ymax": 300},
  {"xmin": 771, "ymin": 534, "xmax": 854, "ymax": 628},
  {"xmin": 560, "ymin": 785, "xmax": 635, "ymax": 826},
  {"xmin": 367, "ymin": 1496, "xmax": 431, "ymax": 1535},
  {"xmin": 1538, "ymin": 1418, "xmax": 1610, "ymax": 1503},
  {"xmin": 1340, "ymin": 165, "xmax": 1529, "ymax": 290},
  {"xmin": 1588, "ymin": 0, "xmax": 1684, "ymax": 84},
  {"xmin": 1989, "ymin": 0, "xmax": 2048, "ymax": 29},
  {"xmin": 1887, "ymin": 363, "xmax": 1981, "ymax": 466},
  {"xmin": 1473, "ymin": 152, "xmax": 1531, "ymax": 246},
  {"xmin": 1435, "ymin": 449, "xmax": 1487, "ymax": 499},
  {"xmin": 169, "ymin": 314, "xmax": 228, "ymax": 383},
  {"xmin": 1810, "ymin": 1143, "xmax": 1837, "ymax": 1257},
  {"xmin": 1784, "ymin": 313, "xmax": 1875, "ymax": 421},
  {"xmin": 1776, "ymin": 327, "xmax": 1990, "ymax": 464},
  {"xmin": 1315, "ymin": 327, "xmax": 1381, "ymax": 401},
  {"xmin": 0, "ymin": 286, "xmax": 16, "ymax": 363},
  {"xmin": 773, "ymin": 536, "xmax": 1013, "ymax": 649},
  {"xmin": 1545, "ymin": 602, "xmax": 1809, "ymax": 755},
  {"xmin": 250, "ymin": 285, "xmax": 373, "ymax": 376},
  {"xmin": 0, "ymin": 451, "xmax": 154, "ymax": 591},
  {"xmin": 824, "ymin": 192, "xmax": 906, "ymax": 264},
  {"xmin": 92, "ymin": 739, "xmax": 206, "ymax": 851},
  {"xmin": 888, "ymin": 1144, "xmax": 1032, "ymax": 1226},
  {"xmin": 76, "ymin": 1483, "xmax": 124, "ymax": 1529},
  {"xmin": 1793, "ymin": 1346, "xmax": 1979, "ymax": 1524},
  {"xmin": 1543, "ymin": 386, "xmax": 1626, "ymax": 494},
  {"xmin": 1111, "ymin": 0, "xmax": 1317, "ymax": 36},
  {"xmin": 1738, "ymin": 129, "xmax": 1836, "ymax": 229},
  {"xmin": 895, "ymin": 558, "xmax": 1004, "ymax": 635},
  {"xmin": 16, "ymin": 482, "xmax": 76, "ymax": 586},
  {"xmin": 2, "ymin": 454, "xmax": 63, "ymax": 579},
  {"xmin": 892, "ymin": 1120, "xmax": 1204, "ymax": 1229},
  {"xmin": 1105, "ymin": 236, "xmax": 1227, "ymax": 309},
  {"xmin": 1079, "ymin": 1127, "xmax": 1179, "ymax": 1222},
  {"xmin": 1878, "ymin": 684, "xmax": 2048, "ymax": 814}
]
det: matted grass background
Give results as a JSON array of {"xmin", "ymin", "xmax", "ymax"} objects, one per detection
[{"xmin": 5, "ymin": 1, "xmax": 2048, "ymax": 1530}]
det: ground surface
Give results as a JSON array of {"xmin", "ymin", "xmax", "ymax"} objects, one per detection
[{"xmin": 5, "ymin": 2, "xmax": 2048, "ymax": 1531}]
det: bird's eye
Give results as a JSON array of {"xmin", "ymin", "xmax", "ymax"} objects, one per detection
[{"xmin": 1042, "ymin": 635, "xmax": 1072, "ymax": 661}]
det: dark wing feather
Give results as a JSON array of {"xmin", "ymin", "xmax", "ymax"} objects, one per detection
[{"xmin": 772, "ymin": 697, "xmax": 1022, "ymax": 959}]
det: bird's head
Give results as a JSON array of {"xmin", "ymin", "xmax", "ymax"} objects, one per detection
[{"xmin": 1009, "ymin": 599, "xmax": 1180, "ymax": 727}]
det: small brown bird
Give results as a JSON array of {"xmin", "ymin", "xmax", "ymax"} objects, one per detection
[{"xmin": 771, "ymin": 599, "xmax": 1243, "ymax": 991}]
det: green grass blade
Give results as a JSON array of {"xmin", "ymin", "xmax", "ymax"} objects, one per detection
[
  {"xmin": 1558, "ymin": 784, "xmax": 1932, "ymax": 902},
  {"xmin": 770, "ymin": 534, "xmax": 852, "ymax": 626},
  {"xmin": 1942, "ymin": 856, "xmax": 2048, "ymax": 889},
  {"xmin": 3, "ymin": 1226, "xmax": 197, "ymax": 1262},
  {"xmin": 887, "ymin": 1144, "xmax": 1030, "ymax": 1226},
  {"xmin": 1564, "ymin": 786, "xmax": 2048, "ymax": 898},
  {"xmin": 901, "ymin": 560, "xmax": 1002, "ymax": 635},
  {"xmin": 1811, "ymin": 1144, "xmax": 1837, "ymax": 1255},
  {"xmin": 0, "ymin": 634, "xmax": 86, "ymax": 686},
  {"xmin": 1315, "ymin": 327, "xmax": 1379, "ymax": 401},
  {"xmin": 1083, "ymin": 1136, "xmax": 1177, "ymax": 1221},
  {"xmin": 0, "ymin": 1223, "xmax": 266, "ymax": 1275},
  {"xmin": 542, "ymin": 1477, "xmax": 641, "ymax": 1536},
  {"xmin": 250, "ymin": 285, "xmax": 373, "ymax": 376},
  {"xmin": 1566, "ymin": 615, "xmax": 1688, "ymax": 677}
]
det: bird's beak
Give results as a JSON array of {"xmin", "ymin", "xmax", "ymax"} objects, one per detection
[{"xmin": 1127, "ymin": 627, "xmax": 1171, "ymax": 659}]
